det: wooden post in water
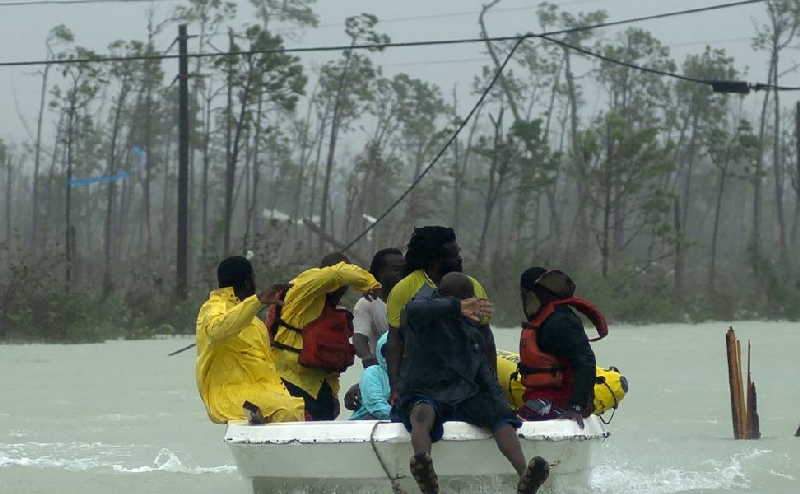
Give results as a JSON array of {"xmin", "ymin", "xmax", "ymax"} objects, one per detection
[
  {"xmin": 745, "ymin": 341, "xmax": 760, "ymax": 439},
  {"xmin": 725, "ymin": 328, "xmax": 760, "ymax": 439}
]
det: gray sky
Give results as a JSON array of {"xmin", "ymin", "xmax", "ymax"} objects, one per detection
[{"xmin": 0, "ymin": 0, "xmax": 795, "ymax": 148}]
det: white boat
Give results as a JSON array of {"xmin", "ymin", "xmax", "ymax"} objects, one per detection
[{"xmin": 225, "ymin": 417, "xmax": 609, "ymax": 493}]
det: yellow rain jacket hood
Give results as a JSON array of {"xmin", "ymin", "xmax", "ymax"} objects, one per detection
[{"xmin": 196, "ymin": 287, "xmax": 304, "ymax": 424}]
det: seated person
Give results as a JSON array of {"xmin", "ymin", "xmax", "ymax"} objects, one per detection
[
  {"xmin": 350, "ymin": 332, "xmax": 391, "ymax": 420},
  {"xmin": 195, "ymin": 256, "xmax": 305, "ymax": 424},
  {"xmin": 517, "ymin": 267, "xmax": 598, "ymax": 427},
  {"xmin": 394, "ymin": 272, "xmax": 549, "ymax": 494}
]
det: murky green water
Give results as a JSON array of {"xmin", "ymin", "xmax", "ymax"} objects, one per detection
[{"xmin": 1, "ymin": 322, "xmax": 798, "ymax": 493}]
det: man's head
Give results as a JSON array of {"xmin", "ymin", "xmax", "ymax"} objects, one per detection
[
  {"xmin": 320, "ymin": 252, "xmax": 350, "ymax": 267},
  {"xmin": 218, "ymin": 256, "xmax": 256, "ymax": 300},
  {"xmin": 404, "ymin": 226, "xmax": 462, "ymax": 282},
  {"xmin": 320, "ymin": 252, "xmax": 351, "ymax": 304},
  {"xmin": 369, "ymin": 248, "xmax": 405, "ymax": 297},
  {"xmin": 438, "ymin": 272, "xmax": 475, "ymax": 300}
]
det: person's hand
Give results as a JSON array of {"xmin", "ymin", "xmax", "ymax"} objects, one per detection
[
  {"xmin": 558, "ymin": 408, "xmax": 585, "ymax": 429},
  {"xmin": 477, "ymin": 298, "xmax": 493, "ymax": 320},
  {"xmin": 258, "ymin": 283, "xmax": 290, "ymax": 306},
  {"xmin": 461, "ymin": 298, "xmax": 492, "ymax": 322},
  {"xmin": 363, "ymin": 285, "xmax": 382, "ymax": 301},
  {"xmin": 344, "ymin": 384, "xmax": 362, "ymax": 411},
  {"xmin": 460, "ymin": 298, "xmax": 482, "ymax": 321}
]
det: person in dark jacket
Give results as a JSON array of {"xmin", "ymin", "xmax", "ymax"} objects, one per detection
[
  {"xmin": 518, "ymin": 267, "xmax": 596, "ymax": 428},
  {"xmin": 395, "ymin": 272, "xmax": 549, "ymax": 494}
]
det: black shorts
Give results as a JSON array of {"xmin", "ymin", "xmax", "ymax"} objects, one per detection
[
  {"xmin": 283, "ymin": 379, "xmax": 337, "ymax": 421},
  {"xmin": 392, "ymin": 392, "xmax": 521, "ymax": 442}
]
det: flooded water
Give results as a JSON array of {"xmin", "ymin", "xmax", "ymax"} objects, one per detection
[{"xmin": 1, "ymin": 321, "xmax": 798, "ymax": 493}]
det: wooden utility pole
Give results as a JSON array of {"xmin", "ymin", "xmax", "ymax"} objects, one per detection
[
  {"xmin": 176, "ymin": 24, "xmax": 189, "ymax": 300},
  {"xmin": 794, "ymin": 102, "xmax": 800, "ymax": 245},
  {"xmin": 65, "ymin": 98, "xmax": 76, "ymax": 289}
]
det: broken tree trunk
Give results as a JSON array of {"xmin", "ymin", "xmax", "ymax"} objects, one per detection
[{"xmin": 725, "ymin": 328, "xmax": 760, "ymax": 439}]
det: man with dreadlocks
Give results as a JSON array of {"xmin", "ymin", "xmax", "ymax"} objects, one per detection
[{"xmin": 385, "ymin": 226, "xmax": 494, "ymax": 403}]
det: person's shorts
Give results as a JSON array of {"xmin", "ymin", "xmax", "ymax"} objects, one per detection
[
  {"xmin": 391, "ymin": 392, "xmax": 521, "ymax": 442},
  {"xmin": 283, "ymin": 379, "xmax": 337, "ymax": 421}
]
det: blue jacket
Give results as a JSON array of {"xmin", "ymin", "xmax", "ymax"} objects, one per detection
[{"xmin": 351, "ymin": 332, "xmax": 391, "ymax": 420}]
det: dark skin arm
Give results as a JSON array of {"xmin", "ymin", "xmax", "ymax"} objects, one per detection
[
  {"xmin": 353, "ymin": 333, "xmax": 377, "ymax": 367},
  {"xmin": 386, "ymin": 325, "xmax": 404, "ymax": 398}
]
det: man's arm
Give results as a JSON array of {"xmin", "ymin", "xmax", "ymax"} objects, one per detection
[
  {"xmin": 283, "ymin": 262, "xmax": 380, "ymax": 318},
  {"xmin": 200, "ymin": 295, "xmax": 262, "ymax": 344},
  {"xmin": 405, "ymin": 296, "xmax": 460, "ymax": 324},
  {"xmin": 386, "ymin": 326, "xmax": 403, "ymax": 396},
  {"xmin": 353, "ymin": 298, "xmax": 377, "ymax": 366},
  {"xmin": 353, "ymin": 334, "xmax": 376, "ymax": 366}
]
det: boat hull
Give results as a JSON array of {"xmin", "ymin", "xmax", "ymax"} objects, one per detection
[{"xmin": 225, "ymin": 417, "xmax": 608, "ymax": 493}]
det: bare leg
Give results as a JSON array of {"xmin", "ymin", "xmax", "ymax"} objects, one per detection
[
  {"xmin": 493, "ymin": 424, "xmax": 528, "ymax": 476},
  {"xmin": 410, "ymin": 403, "xmax": 435, "ymax": 455},
  {"xmin": 409, "ymin": 403, "xmax": 439, "ymax": 494}
]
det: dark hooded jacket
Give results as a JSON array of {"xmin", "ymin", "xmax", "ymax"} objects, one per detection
[
  {"xmin": 397, "ymin": 287, "xmax": 501, "ymax": 406},
  {"xmin": 536, "ymin": 305, "xmax": 596, "ymax": 409}
]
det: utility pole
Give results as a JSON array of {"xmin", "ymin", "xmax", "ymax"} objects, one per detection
[
  {"xmin": 794, "ymin": 102, "xmax": 800, "ymax": 246},
  {"xmin": 176, "ymin": 24, "xmax": 189, "ymax": 300}
]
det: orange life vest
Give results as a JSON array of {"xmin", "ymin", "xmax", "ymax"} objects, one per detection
[
  {"xmin": 519, "ymin": 297, "xmax": 608, "ymax": 389},
  {"xmin": 266, "ymin": 289, "xmax": 356, "ymax": 373}
]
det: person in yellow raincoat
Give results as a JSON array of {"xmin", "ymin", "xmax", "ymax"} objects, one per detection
[
  {"xmin": 196, "ymin": 256, "xmax": 305, "ymax": 424},
  {"xmin": 272, "ymin": 253, "xmax": 381, "ymax": 420}
]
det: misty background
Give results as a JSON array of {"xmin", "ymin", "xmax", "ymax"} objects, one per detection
[{"xmin": 1, "ymin": 0, "xmax": 799, "ymax": 342}]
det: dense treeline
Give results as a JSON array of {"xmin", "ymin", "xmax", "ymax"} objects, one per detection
[{"xmin": 1, "ymin": 0, "xmax": 800, "ymax": 342}]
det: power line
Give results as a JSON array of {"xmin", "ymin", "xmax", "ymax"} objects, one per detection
[
  {"xmin": 342, "ymin": 37, "xmax": 527, "ymax": 251},
  {"xmin": 0, "ymin": 0, "xmax": 768, "ymax": 68},
  {"xmin": 0, "ymin": 0, "xmax": 179, "ymax": 6},
  {"xmin": 314, "ymin": 0, "xmax": 604, "ymax": 29},
  {"xmin": 539, "ymin": 34, "xmax": 800, "ymax": 92}
]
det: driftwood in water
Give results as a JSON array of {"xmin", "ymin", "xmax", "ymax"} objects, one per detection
[{"xmin": 725, "ymin": 328, "xmax": 760, "ymax": 439}]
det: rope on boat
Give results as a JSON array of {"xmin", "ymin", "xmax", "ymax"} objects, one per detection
[
  {"xmin": 598, "ymin": 380, "xmax": 619, "ymax": 425},
  {"xmin": 369, "ymin": 421, "xmax": 407, "ymax": 494}
]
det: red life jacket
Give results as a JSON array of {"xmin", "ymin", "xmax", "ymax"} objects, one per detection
[
  {"xmin": 519, "ymin": 297, "xmax": 608, "ymax": 405},
  {"xmin": 267, "ymin": 289, "xmax": 356, "ymax": 373}
]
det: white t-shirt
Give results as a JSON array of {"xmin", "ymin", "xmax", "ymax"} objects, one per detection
[{"xmin": 352, "ymin": 297, "xmax": 390, "ymax": 356}]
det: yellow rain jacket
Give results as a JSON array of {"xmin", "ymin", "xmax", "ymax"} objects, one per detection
[
  {"xmin": 386, "ymin": 269, "xmax": 490, "ymax": 329},
  {"xmin": 272, "ymin": 262, "xmax": 380, "ymax": 399},
  {"xmin": 196, "ymin": 287, "xmax": 305, "ymax": 424},
  {"xmin": 496, "ymin": 351, "xmax": 627, "ymax": 415}
]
